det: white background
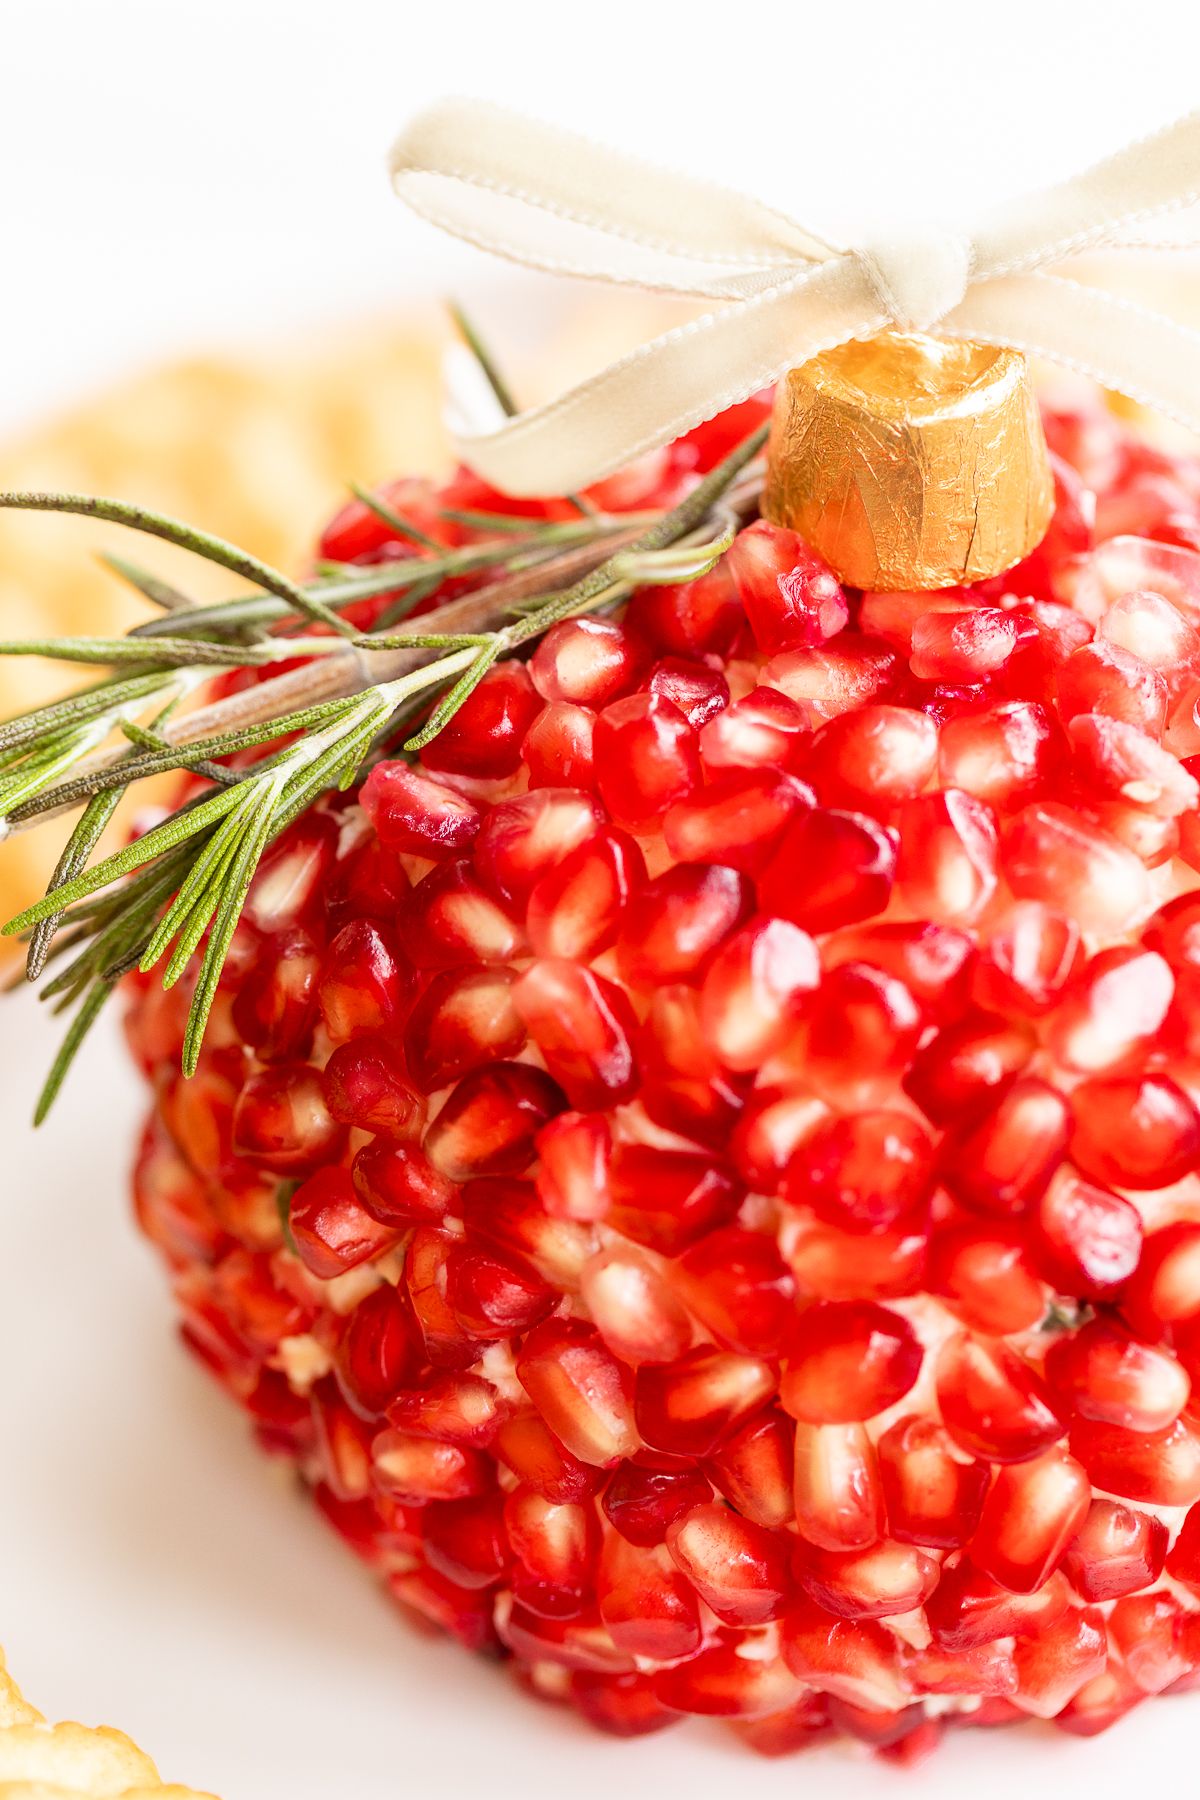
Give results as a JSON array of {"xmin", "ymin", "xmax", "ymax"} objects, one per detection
[{"xmin": 3, "ymin": 2, "xmax": 1200, "ymax": 1795}]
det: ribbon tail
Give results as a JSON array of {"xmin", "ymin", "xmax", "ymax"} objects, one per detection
[
  {"xmin": 389, "ymin": 98, "xmax": 826, "ymax": 301},
  {"xmin": 451, "ymin": 260, "xmax": 887, "ymax": 496},
  {"xmin": 942, "ymin": 272, "xmax": 1200, "ymax": 434}
]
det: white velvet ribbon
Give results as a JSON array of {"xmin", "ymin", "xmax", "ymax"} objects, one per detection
[{"xmin": 389, "ymin": 99, "xmax": 1200, "ymax": 496}]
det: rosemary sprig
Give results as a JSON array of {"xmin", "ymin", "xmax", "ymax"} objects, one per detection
[{"xmin": 0, "ymin": 420, "xmax": 766, "ymax": 1118}]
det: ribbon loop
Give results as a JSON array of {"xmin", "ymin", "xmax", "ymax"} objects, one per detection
[{"xmin": 388, "ymin": 100, "xmax": 1200, "ymax": 495}]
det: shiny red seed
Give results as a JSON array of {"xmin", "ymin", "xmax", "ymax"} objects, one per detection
[
  {"xmin": 935, "ymin": 1332, "xmax": 1064, "ymax": 1462},
  {"xmin": 419, "ymin": 662, "xmax": 540, "ymax": 778},
  {"xmin": 876, "ymin": 1415, "xmax": 988, "ymax": 1549},
  {"xmin": 516, "ymin": 1318, "xmax": 638, "ymax": 1467},
  {"xmin": 512, "ymin": 959, "xmax": 639, "ymax": 1108},
  {"xmin": 1062, "ymin": 1498, "xmax": 1167, "ymax": 1601},
  {"xmin": 788, "ymin": 1111, "xmax": 935, "ymax": 1233},
  {"xmin": 617, "ymin": 862, "xmax": 753, "ymax": 988},
  {"xmin": 699, "ymin": 917, "xmax": 818, "ymax": 1070},
  {"xmin": 971, "ymin": 1450, "xmax": 1091, "ymax": 1592},
  {"xmin": 594, "ymin": 692, "xmax": 700, "ymax": 831},
  {"xmin": 1071, "ymin": 1072, "xmax": 1200, "ymax": 1189},
  {"xmin": 759, "ymin": 807, "xmax": 897, "ymax": 932},
  {"xmin": 424, "ymin": 1062, "xmax": 564, "ymax": 1180},
  {"xmin": 727, "ymin": 519, "xmax": 848, "ymax": 653},
  {"xmin": 780, "ymin": 1302, "xmax": 923, "ymax": 1423},
  {"xmin": 360, "ymin": 761, "xmax": 482, "ymax": 857},
  {"xmin": 666, "ymin": 1502, "xmax": 794, "ymax": 1626}
]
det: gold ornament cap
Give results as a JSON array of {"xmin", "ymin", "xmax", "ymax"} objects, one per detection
[{"xmin": 761, "ymin": 332, "xmax": 1054, "ymax": 590}]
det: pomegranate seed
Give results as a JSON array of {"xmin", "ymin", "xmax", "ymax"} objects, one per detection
[
  {"xmin": 386, "ymin": 1372, "xmax": 510, "ymax": 1447},
  {"xmin": 1012, "ymin": 1606, "xmax": 1107, "ymax": 1719},
  {"xmin": 876, "ymin": 1415, "xmax": 988, "ymax": 1548},
  {"xmin": 1056, "ymin": 637, "xmax": 1169, "ymax": 736},
  {"xmin": 780, "ymin": 1302, "xmax": 922, "ymax": 1423},
  {"xmin": 526, "ymin": 826, "xmax": 644, "ymax": 962},
  {"xmin": 316, "ymin": 920, "xmax": 404, "ymax": 1041},
  {"xmin": 1035, "ymin": 1170, "xmax": 1143, "ymax": 1299},
  {"xmin": 332, "ymin": 1284, "xmax": 413, "ymax": 1418},
  {"xmin": 404, "ymin": 859, "xmax": 525, "ymax": 969},
  {"xmin": 473, "ymin": 788, "xmax": 602, "ymax": 909},
  {"xmin": 628, "ymin": 560, "xmax": 742, "ymax": 658},
  {"xmin": 1110, "ymin": 1592, "xmax": 1191, "ymax": 1695},
  {"xmin": 972, "ymin": 1450, "xmax": 1091, "ymax": 1592},
  {"xmin": 726, "ymin": 519, "xmax": 848, "ymax": 652},
  {"xmin": 763, "ymin": 632, "xmax": 898, "ymax": 724},
  {"xmin": 322, "ymin": 1036, "xmax": 421, "ymax": 1137},
  {"xmin": 940, "ymin": 1077, "xmax": 1071, "ymax": 1216},
  {"xmin": 534, "ymin": 1111, "xmax": 612, "ymax": 1222},
  {"xmin": 616, "ymin": 862, "xmax": 752, "ymax": 987},
  {"xmin": 906, "ymin": 1640, "xmax": 1018, "ymax": 1699},
  {"xmin": 494, "ymin": 1411, "xmax": 599, "ymax": 1505},
  {"xmin": 823, "ymin": 920, "xmax": 976, "ymax": 1020},
  {"xmin": 896, "ymin": 789, "xmax": 999, "ymax": 922},
  {"xmin": 1071, "ymin": 1073, "xmax": 1200, "ymax": 1189},
  {"xmin": 506, "ymin": 1484, "xmax": 596, "ymax": 1605},
  {"xmin": 1045, "ymin": 1320, "xmax": 1189, "ymax": 1433},
  {"xmin": 446, "ymin": 1243, "xmax": 556, "ymax": 1338},
  {"xmin": 404, "ymin": 967, "xmax": 525, "ymax": 1093},
  {"xmin": 648, "ymin": 656, "xmax": 730, "ymax": 728},
  {"xmin": 231, "ymin": 927, "xmax": 319, "ymax": 1062},
  {"xmin": 511, "ymin": 959, "xmax": 638, "ymax": 1109},
  {"xmin": 516, "ymin": 1318, "xmax": 638, "ymax": 1467},
  {"xmin": 244, "ymin": 812, "xmax": 338, "ymax": 933},
  {"xmin": 579, "ymin": 1243, "xmax": 693, "ymax": 1367},
  {"xmin": 530, "ymin": 617, "xmax": 643, "ymax": 706},
  {"xmin": 795, "ymin": 1536, "xmax": 939, "ymax": 1620},
  {"xmin": 360, "ymin": 761, "xmax": 481, "ymax": 858},
  {"xmin": 602, "ymin": 1463, "xmax": 712, "ymax": 1546},
  {"xmin": 635, "ymin": 1347, "xmax": 775, "ymax": 1458},
  {"xmin": 666, "ymin": 1503, "xmax": 794, "ymax": 1625},
  {"xmin": 758, "ymin": 806, "xmax": 897, "ymax": 932},
  {"xmin": 973, "ymin": 900, "xmax": 1082, "ymax": 1015},
  {"xmin": 653, "ymin": 1643, "xmax": 805, "ymax": 1719},
  {"xmin": 522, "ymin": 700, "xmax": 596, "ymax": 788},
  {"xmin": 1003, "ymin": 802, "xmax": 1150, "ymax": 935},
  {"xmin": 673, "ymin": 1227, "xmax": 795, "ymax": 1355},
  {"xmin": 698, "ymin": 917, "xmax": 818, "ymax": 1070},
  {"xmin": 935, "ymin": 1333, "xmax": 1064, "ymax": 1462},
  {"xmin": 232, "ymin": 1065, "xmax": 344, "ymax": 1174},
  {"xmin": 597, "ymin": 1534, "xmax": 702, "ymax": 1661},
  {"xmin": 787, "ymin": 961, "xmax": 922, "ymax": 1100},
  {"xmin": 1054, "ymin": 1663, "xmax": 1144, "ymax": 1738},
  {"xmin": 419, "ymin": 662, "xmax": 540, "ymax": 778},
  {"xmin": 781, "ymin": 1601, "xmax": 910, "ymax": 1710},
  {"xmin": 707, "ymin": 1406, "xmax": 795, "ymax": 1529},
  {"xmin": 1069, "ymin": 1415, "xmax": 1200, "ymax": 1505},
  {"xmin": 699, "ymin": 684, "xmax": 808, "ymax": 773},
  {"xmin": 928, "ymin": 1222, "xmax": 1047, "ymax": 1334},
  {"xmin": 789, "ymin": 1111, "xmax": 935, "ymax": 1233},
  {"xmin": 926, "ymin": 1561, "xmax": 1071, "ymax": 1652},
  {"xmin": 594, "ymin": 692, "xmax": 699, "ymax": 831},
  {"xmin": 1062, "ymin": 1498, "xmax": 1167, "ymax": 1601},
  {"xmin": 810, "ymin": 704, "xmax": 938, "ymax": 808},
  {"xmin": 938, "ymin": 700, "xmax": 1062, "ymax": 810},
  {"xmin": 904, "ymin": 1008, "xmax": 1035, "ymax": 1125},
  {"xmin": 460, "ymin": 1177, "xmax": 595, "ymax": 1291},
  {"xmin": 351, "ymin": 1141, "xmax": 452, "ymax": 1227},
  {"xmin": 424, "ymin": 1062, "xmax": 564, "ymax": 1179},
  {"xmin": 792, "ymin": 1421, "xmax": 884, "ymax": 1550},
  {"xmin": 569, "ymin": 1669, "xmax": 679, "ymax": 1738},
  {"xmin": 606, "ymin": 1145, "xmax": 740, "ymax": 1256},
  {"xmin": 663, "ymin": 768, "xmax": 812, "ymax": 874},
  {"xmin": 372, "ymin": 1429, "xmax": 491, "ymax": 1504}
]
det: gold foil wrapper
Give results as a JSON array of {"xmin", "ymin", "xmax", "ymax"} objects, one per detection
[{"xmin": 762, "ymin": 333, "xmax": 1054, "ymax": 590}]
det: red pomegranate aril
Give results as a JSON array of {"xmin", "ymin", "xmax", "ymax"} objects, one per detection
[
  {"xmin": 516, "ymin": 1318, "xmax": 638, "ymax": 1467},
  {"xmin": 823, "ymin": 920, "xmax": 976, "ymax": 1020},
  {"xmin": 243, "ymin": 811, "xmax": 338, "ymax": 933},
  {"xmin": 534, "ymin": 1111, "xmax": 612, "ymax": 1222},
  {"xmin": 699, "ymin": 684, "xmax": 809, "ymax": 773},
  {"xmin": 1035, "ymin": 1171, "xmax": 1143, "ymax": 1300},
  {"xmin": 758, "ymin": 806, "xmax": 897, "ymax": 932},
  {"xmin": 231, "ymin": 928, "xmax": 319, "ymax": 1062},
  {"xmin": 936, "ymin": 1333, "xmax": 1064, "ymax": 1462},
  {"xmin": 780, "ymin": 1302, "xmax": 923, "ymax": 1424},
  {"xmin": 404, "ymin": 1228, "xmax": 478, "ymax": 1368},
  {"xmin": 522, "ymin": 700, "xmax": 596, "ymax": 788},
  {"xmin": 473, "ymin": 788, "xmax": 602, "ymax": 909},
  {"xmin": 664, "ymin": 768, "xmax": 812, "ymax": 875},
  {"xmin": 928, "ymin": 1223, "xmax": 1047, "ymax": 1335},
  {"xmin": 1002, "ymin": 802, "xmax": 1150, "ymax": 935},
  {"xmin": 795, "ymin": 1537, "xmax": 939, "ymax": 1620},
  {"xmin": 940, "ymin": 1078, "xmax": 1071, "ymax": 1217},
  {"xmin": 390, "ymin": 1566, "xmax": 497, "ymax": 1654},
  {"xmin": 459, "ymin": 1177, "xmax": 595, "ymax": 1292},
  {"xmin": 505, "ymin": 1485, "xmax": 597, "ymax": 1597},
  {"xmin": 580, "ymin": 1243, "xmax": 693, "ymax": 1368},
  {"xmin": 937, "ymin": 701, "xmax": 1062, "ymax": 810},
  {"xmin": 729, "ymin": 1691, "xmax": 832, "ymax": 1755},
  {"xmin": 420, "ymin": 662, "xmax": 540, "ymax": 778},
  {"xmin": 876, "ymin": 1415, "xmax": 988, "ymax": 1549},
  {"xmin": 494, "ymin": 1411, "xmax": 600, "ymax": 1505},
  {"xmin": 731, "ymin": 1087, "xmax": 830, "ymax": 1196},
  {"xmin": 792, "ymin": 1421, "xmax": 884, "ymax": 1551},
  {"xmin": 334, "ymin": 1284, "xmax": 414, "ymax": 1418},
  {"xmin": 648, "ymin": 656, "xmax": 730, "ymax": 729},
  {"xmin": 1011, "ymin": 1606, "xmax": 1107, "ymax": 1719},
  {"xmin": 1122, "ymin": 1222, "xmax": 1200, "ymax": 1337},
  {"xmin": 910, "ymin": 607, "xmax": 1019, "ymax": 681},
  {"xmin": 424, "ymin": 1062, "xmax": 564, "ymax": 1180},
  {"xmin": 404, "ymin": 967, "xmax": 525, "ymax": 1094},
  {"xmin": 906, "ymin": 1641, "xmax": 1018, "ymax": 1700},
  {"xmin": 446, "ymin": 1244, "xmax": 556, "ymax": 1338},
  {"xmin": 667, "ymin": 1503, "xmax": 794, "ymax": 1625},
  {"xmin": 1062, "ymin": 1498, "xmax": 1167, "ymax": 1601},
  {"xmin": 310, "ymin": 1388, "xmax": 374, "ymax": 1498},
  {"xmin": 1055, "ymin": 1663, "xmax": 1144, "ymax": 1738},
  {"xmin": 698, "ymin": 917, "xmax": 818, "ymax": 1070},
  {"xmin": 322, "ymin": 1037, "xmax": 422, "ymax": 1137},
  {"xmin": 972, "ymin": 901, "xmax": 1083, "ymax": 1016},
  {"xmin": 1100, "ymin": 585, "xmax": 1200, "ymax": 691},
  {"xmin": 629, "ymin": 559, "xmax": 743, "ymax": 658},
  {"xmin": 288, "ymin": 1168, "xmax": 399, "ymax": 1278},
  {"xmin": 569, "ymin": 1670, "xmax": 679, "ymax": 1739},
  {"xmin": 673, "ymin": 1227, "xmax": 795, "ymax": 1356},
  {"xmin": 904, "ymin": 1010, "xmax": 1034, "ymax": 1127},
  {"xmin": 1069, "ymin": 1415, "xmax": 1200, "ymax": 1505},
  {"xmin": 972, "ymin": 1451, "xmax": 1091, "ymax": 1592},
  {"xmin": 404, "ymin": 859, "xmax": 525, "ymax": 970},
  {"xmin": 1072, "ymin": 1073, "xmax": 1200, "ymax": 1189},
  {"xmin": 606, "ymin": 1145, "xmax": 740, "ymax": 1257},
  {"xmin": 653, "ymin": 1643, "xmax": 804, "ymax": 1720},
  {"xmin": 360, "ymin": 762, "xmax": 482, "ymax": 858},
  {"xmin": 781, "ymin": 1602, "xmax": 910, "ymax": 1711},
  {"xmin": 1071, "ymin": 711, "xmax": 1200, "ymax": 817},
  {"xmin": 351, "ymin": 1141, "xmax": 453, "ymax": 1228},
  {"xmin": 787, "ymin": 961, "xmax": 922, "ymax": 1101},
  {"xmin": 617, "ymin": 862, "xmax": 752, "ymax": 987},
  {"xmin": 372, "ymin": 1429, "xmax": 491, "ymax": 1504},
  {"xmin": 1045, "ymin": 946, "xmax": 1174, "ymax": 1076},
  {"xmin": 231, "ymin": 1065, "xmax": 344, "ymax": 1174},
  {"xmin": 386, "ymin": 1372, "xmax": 510, "ymax": 1447},
  {"xmin": 602, "ymin": 1463, "xmax": 712, "ymax": 1546},
  {"xmin": 896, "ymin": 790, "xmax": 999, "ymax": 923},
  {"xmin": 727, "ymin": 519, "xmax": 848, "ymax": 653},
  {"xmin": 597, "ymin": 1535, "xmax": 703, "ymax": 1661},
  {"xmin": 635, "ymin": 1347, "xmax": 775, "ymax": 1458},
  {"xmin": 530, "ymin": 617, "xmax": 643, "ymax": 706},
  {"xmin": 789, "ymin": 1111, "xmax": 935, "ymax": 1234},
  {"xmin": 423, "ymin": 1493, "xmax": 511, "ymax": 1590},
  {"xmin": 317, "ymin": 920, "xmax": 404, "ymax": 1042},
  {"xmin": 594, "ymin": 692, "xmax": 699, "ymax": 831},
  {"xmin": 1045, "ymin": 1321, "xmax": 1189, "ymax": 1433},
  {"xmin": 638, "ymin": 984, "xmax": 748, "ymax": 1147},
  {"xmin": 925, "ymin": 1562, "xmax": 1071, "ymax": 1652},
  {"xmin": 809, "ymin": 704, "xmax": 938, "ymax": 811},
  {"xmin": 707, "ymin": 1407, "xmax": 795, "ymax": 1530},
  {"xmin": 1056, "ymin": 637, "xmax": 1169, "ymax": 736},
  {"xmin": 512, "ymin": 960, "xmax": 638, "ymax": 1109},
  {"xmin": 526, "ymin": 826, "xmax": 644, "ymax": 962},
  {"xmin": 764, "ymin": 633, "xmax": 898, "ymax": 725},
  {"xmin": 1110, "ymin": 1592, "xmax": 1191, "ymax": 1695}
]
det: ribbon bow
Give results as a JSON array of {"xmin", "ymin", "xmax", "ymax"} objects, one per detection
[{"xmin": 389, "ymin": 100, "xmax": 1200, "ymax": 496}]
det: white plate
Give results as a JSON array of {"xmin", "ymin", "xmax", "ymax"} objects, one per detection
[{"xmin": 0, "ymin": 986, "xmax": 1196, "ymax": 1798}]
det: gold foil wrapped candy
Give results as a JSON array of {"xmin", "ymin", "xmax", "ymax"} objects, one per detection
[{"xmin": 762, "ymin": 332, "xmax": 1054, "ymax": 591}]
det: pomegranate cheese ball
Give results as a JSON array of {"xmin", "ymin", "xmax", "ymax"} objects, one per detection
[{"xmin": 127, "ymin": 393, "xmax": 1200, "ymax": 1761}]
